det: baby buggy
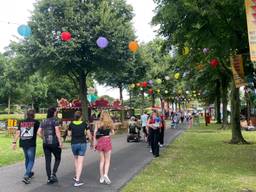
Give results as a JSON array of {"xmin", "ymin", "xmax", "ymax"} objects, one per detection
[{"xmin": 127, "ymin": 121, "xmax": 141, "ymax": 142}]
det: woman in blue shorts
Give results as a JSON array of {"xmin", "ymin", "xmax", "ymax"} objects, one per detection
[{"xmin": 68, "ymin": 111, "xmax": 93, "ymax": 187}]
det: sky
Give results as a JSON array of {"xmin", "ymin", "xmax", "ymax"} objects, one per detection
[{"xmin": 0, "ymin": 0, "xmax": 157, "ymax": 99}]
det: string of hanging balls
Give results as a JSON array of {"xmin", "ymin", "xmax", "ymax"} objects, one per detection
[
  {"xmin": 16, "ymin": 24, "xmax": 139, "ymax": 52},
  {"xmin": 182, "ymin": 46, "xmax": 220, "ymax": 69}
]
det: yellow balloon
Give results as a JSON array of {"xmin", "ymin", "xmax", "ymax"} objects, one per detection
[
  {"xmin": 156, "ymin": 79, "xmax": 162, "ymax": 84},
  {"xmin": 157, "ymin": 89, "xmax": 161, "ymax": 93},
  {"xmin": 130, "ymin": 84, "xmax": 135, "ymax": 88},
  {"xmin": 174, "ymin": 73, "xmax": 180, "ymax": 79},
  {"xmin": 182, "ymin": 47, "xmax": 190, "ymax": 55}
]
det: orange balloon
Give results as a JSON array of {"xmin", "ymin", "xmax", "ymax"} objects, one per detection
[{"xmin": 129, "ymin": 41, "xmax": 139, "ymax": 53}]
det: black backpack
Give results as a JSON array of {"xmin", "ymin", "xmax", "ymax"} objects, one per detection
[{"xmin": 42, "ymin": 119, "xmax": 58, "ymax": 145}]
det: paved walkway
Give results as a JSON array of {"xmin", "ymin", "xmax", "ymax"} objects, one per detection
[{"xmin": 0, "ymin": 126, "xmax": 185, "ymax": 192}]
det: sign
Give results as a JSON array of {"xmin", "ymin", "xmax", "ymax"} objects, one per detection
[
  {"xmin": 245, "ymin": 0, "xmax": 256, "ymax": 62},
  {"xmin": 230, "ymin": 54, "xmax": 247, "ymax": 88},
  {"xmin": 7, "ymin": 119, "xmax": 17, "ymax": 128}
]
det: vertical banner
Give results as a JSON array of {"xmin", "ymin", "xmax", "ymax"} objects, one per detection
[
  {"xmin": 230, "ymin": 54, "xmax": 247, "ymax": 88},
  {"xmin": 245, "ymin": 0, "xmax": 256, "ymax": 63}
]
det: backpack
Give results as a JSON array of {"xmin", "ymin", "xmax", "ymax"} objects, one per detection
[{"xmin": 42, "ymin": 119, "xmax": 58, "ymax": 145}]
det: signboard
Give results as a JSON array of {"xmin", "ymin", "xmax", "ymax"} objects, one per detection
[
  {"xmin": 7, "ymin": 119, "xmax": 17, "ymax": 128},
  {"xmin": 230, "ymin": 54, "xmax": 247, "ymax": 88},
  {"xmin": 245, "ymin": 0, "xmax": 256, "ymax": 63}
]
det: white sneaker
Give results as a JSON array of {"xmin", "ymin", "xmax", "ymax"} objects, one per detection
[
  {"xmin": 150, "ymin": 149, "xmax": 152, "ymax": 153},
  {"xmin": 103, "ymin": 175, "xmax": 111, "ymax": 184},
  {"xmin": 160, "ymin": 144, "xmax": 164, "ymax": 148},
  {"xmin": 74, "ymin": 181, "xmax": 84, "ymax": 187},
  {"xmin": 99, "ymin": 176, "xmax": 104, "ymax": 184}
]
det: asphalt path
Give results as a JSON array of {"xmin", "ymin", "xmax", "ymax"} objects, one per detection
[{"xmin": 0, "ymin": 126, "xmax": 185, "ymax": 192}]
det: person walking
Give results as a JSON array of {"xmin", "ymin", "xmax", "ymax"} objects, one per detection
[
  {"xmin": 93, "ymin": 111, "xmax": 115, "ymax": 185},
  {"xmin": 37, "ymin": 107, "xmax": 63, "ymax": 184},
  {"xmin": 68, "ymin": 111, "xmax": 93, "ymax": 187},
  {"xmin": 12, "ymin": 109, "xmax": 40, "ymax": 184},
  {"xmin": 147, "ymin": 111, "xmax": 161, "ymax": 157},
  {"xmin": 140, "ymin": 111, "xmax": 149, "ymax": 142}
]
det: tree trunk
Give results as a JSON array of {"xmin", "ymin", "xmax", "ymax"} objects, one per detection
[
  {"xmin": 221, "ymin": 79, "xmax": 229, "ymax": 128},
  {"xmin": 141, "ymin": 91, "xmax": 145, "ymax": 115},
  {"xmin": 216, "ymin": 80, "xmax": 221, "ymax": 124},
  {"xmin": 8, "ymin": 95, "xmax": 11, "ymax": 115},
  {"xmin": 78, "ymin": 71, "xmax": 89, "ymax": 121},
  {"xmin": 152, "ymin": 94, "xmax": 155, "ymax": 107},
  {"xmin": 230, "ymin": 81, "xmax": 247, "ymax": 144},
  {"xmin": 119, "ymin": 84, "xmax": 125, "ymax": 123}
]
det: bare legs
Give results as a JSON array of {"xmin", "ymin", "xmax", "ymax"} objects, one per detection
[
  {"xmin": 99, "ymin": 151, "xmax": 112, "ymax": 184},
  {"xmin": 74, "ymin": 156, "xmax": 85, "ymax": 181}
]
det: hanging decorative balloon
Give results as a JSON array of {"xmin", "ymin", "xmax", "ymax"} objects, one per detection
[
  {"xmin": 196, "ymin": 64, "xmax": 204, "ymax": 71},
  {"xmin": 148, "ymin": 89, "xmax": 153, "ymax": 95},
  {"xmin": 182, "ymin": 47, "xmax": 190, "ymax": 55},
  {"xmin": 142, "ymin": 81, "xmax": 147, "ymax": 88},
  {"xmin": 174, "ymin": 73, "xmax": 180, "ymax": 80},
  {"xmin": 136, "ymin": 83, "xmax": 141, "ymax": 87},
  {"xmin": 61, "ymin": 31, "xmax": 72, "ymax": 41},
  {"xmin": 156, "ymin": 79, "xmax": 162, "ymax": 84},
  {"xmin": 165, "ymin": 76, "xmax": 170, "ymax": 81},
  {"xmin": 186, "ymin": 91, "xmax": 190, "ymax": 94},
  {"xmin": 130, "ymin": 84, "xmax": 135, "ymax": 89},
  {"xmin": 157, "ymin": 89, "xmax": 161, "ymax": 93},
  {"xmin": 148, "ymin": 80, "xmax": 153, "ymax": 85},
  {"xmin": 210, "ymin": 58, "xmax": 219, "ymax": 68},
  {"xmin": 164, "ymin": 90, "xmax": 169, "ymax": 94},
  {"xmin": 17, "ymin": 25, "xmax": 32, "ymax": 37},
  {"xmin": 203, "ymin": 48, "xmax": 209, "ymax": 54},
  {"xmin": 140, "ymin": 87, "xmax": 144, "ymax": 91},
  {"xmin": 128, "ymin": 41, "xmax": 139, "ymax": 53},
  {"xmin": 96, "ymin": 36, "xmax": 109, "ymax": 48}
]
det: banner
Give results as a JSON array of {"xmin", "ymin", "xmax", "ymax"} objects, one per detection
[
  {"xmin": 230, "ymin": 54, "xmax": 247, "ymax": 88},
  {"xmin": 245, "ymin": 0, "xmax": 256, "ymax": 62}
]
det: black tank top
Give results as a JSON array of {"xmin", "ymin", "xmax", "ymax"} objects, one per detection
[{"xmin": 97, "ymin": 127, "xmax": 111, "ymax": 136}]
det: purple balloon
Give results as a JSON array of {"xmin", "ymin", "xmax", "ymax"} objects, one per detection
[
  {"xmin": 203, "ymin": 48, "xmax": 209, "ymax": 54},
  {"xmin": 96, "ymin": 37, "xmax": 109, "ymax": 48},
  {"xmin": 148, "ymin": 80, "xmax": 153, "ymax": 85}
]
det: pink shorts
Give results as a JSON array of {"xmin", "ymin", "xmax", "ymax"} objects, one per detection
[{"xmin": 96, "ymin": 136, "xmax": 112, "ymax": 152}]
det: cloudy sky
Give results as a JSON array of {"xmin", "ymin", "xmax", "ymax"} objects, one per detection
[{"xmin": 0, "ymin": 0, "xmax": 157, "ymax": 99}]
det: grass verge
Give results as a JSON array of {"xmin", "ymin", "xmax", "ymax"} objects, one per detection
[{"xmin": 122, "ymin": 124, "xmax": 256, "ymax": 192}]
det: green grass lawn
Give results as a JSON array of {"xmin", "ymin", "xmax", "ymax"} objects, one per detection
[
  {"xmin": 122, "ymin": 124, "xmax": 256, "ymax": 192},
  {"xmin": 0, "ymin": 134, "xmax": 44, "ymax": 167}
]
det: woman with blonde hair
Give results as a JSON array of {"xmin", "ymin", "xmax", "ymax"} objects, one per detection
[{"xmin": 93, "ymin": 111, "xmax": 115, "ymax": 184}]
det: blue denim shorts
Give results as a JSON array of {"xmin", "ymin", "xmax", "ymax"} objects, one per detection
[{"xmin": 71, "ymin": 143, "xmax": 87, "ymax": 156}]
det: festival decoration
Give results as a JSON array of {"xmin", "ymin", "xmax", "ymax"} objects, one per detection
[
  {"xmin": 140, "ymin": 88, "xmax": 144, "ymax": 91},
  {"xmin": 164, "ymin": 90, "xmax": 168, "ymax": 94},
  {"xmin": 128, "ymin": 41, "xmax": 139, "ymax": 53},
  {"xmin": 148, "ymin": 80, "xmax": 153, "ymax": 85},
  {"xmin": 182, "ymin": 47, "xmax": 190, "ymax": 55},
  {"xmin": 142, "ymin": 81, "xmax": 147, "ymax": 88},
  {"xmin": 17, "ymin": 25, "xmax": 32, "ymax": 37},
  {"xmin": 61, "ymin": 31, "xmax": 72, "ymax": 41},
  {"xmin": 165, "ymin": 76, "xmax": 170, "ymax": 80},
  {"xmin": 156, "ymin": 79, "xmax": 162, "ymax": 84},
  {"xmin": 130, "ymin": 84, "xmax": 135, "ymax": 89},
  {"xmin": 148, "ymin": 89, "xmax": 153, "ymax": 95},
  {"xmin": 136, "ymin": 83, "xmax": 141, "ymax": 87},
  {"xmin": 174, "ymin": 73, "xmax": 180, "ymax": 79},
  {"xmin": 203, "ymin": 48, "xmax": 209, "ymax": 54},
  {"xmin": 157, "ymin": 89, "xmax": 161, "ymax": 93},
  {"xmin": 210, "ymin": 58, "xmax": 219, "ymax": 68},
  {"xmin": 96, "ymin": 36, "xmax": 109, "ymax": 48},
  {"xmin": 196, "ymin": 64, "xmax": 204, "ymax": 71}
]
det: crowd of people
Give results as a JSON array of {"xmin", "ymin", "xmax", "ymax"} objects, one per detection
[
  {"xmin": 12, "ymin": 108, "xmax": 115, "ymax": 187},
  {"xmin": 12, "ymin": 107, "xmax": 197, "ymax": 187}
]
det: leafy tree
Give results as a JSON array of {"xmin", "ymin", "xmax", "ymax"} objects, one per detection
[
  {"xmin": 153, "ymin": 0, "xmax": 251, "ymax": 143},
  {"xmin": 13, "ymin": 0, "xmax": 135, "ymax": 120}
]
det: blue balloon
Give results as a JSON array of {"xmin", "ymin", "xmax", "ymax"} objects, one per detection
[{"xmin": 17, "ymin": 25, "xmax": 32, "ymax": 37}]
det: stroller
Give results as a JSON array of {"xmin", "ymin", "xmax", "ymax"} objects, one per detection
[{"xmin": 127, "ymin": 121, "xmax": 141, "ymax": 143}]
